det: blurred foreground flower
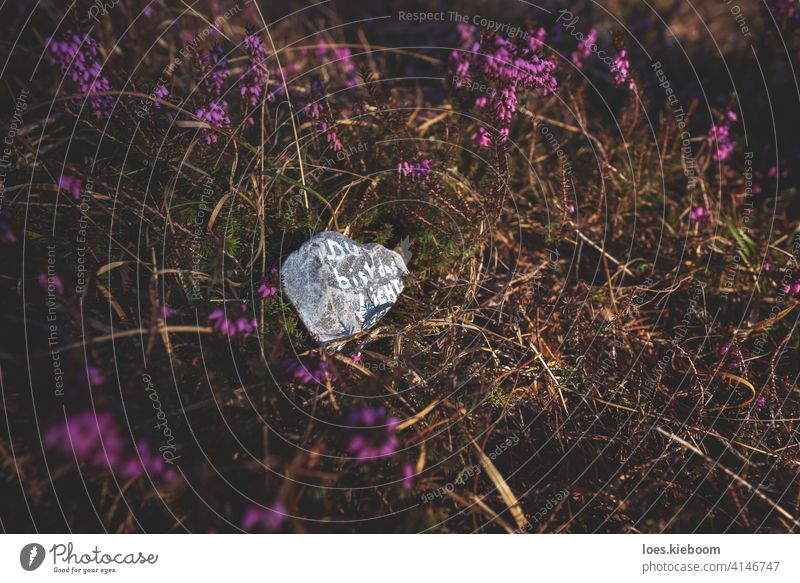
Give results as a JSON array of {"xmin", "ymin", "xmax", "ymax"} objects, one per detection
[
  {"xmin": 39, "ymin": 272, "xmax": 64, "ymax": 295},
  {"xmin": 403, "ymin": 463, "xmax": 414, "ymax": 491},
  {"xmin": 284, "ymin": 354, "xmax": 335, "ymax": 384},
  {"xmin": 79, "ymin": 366, "xmax": 106, "ymax": 386},
  {"xmin": 209, "ymin": 303, "xmax": 257, "ymax": 338},
  {"xmin": 689, "ymin": 206, "xmax": 711, "ymax": 223},
  {"xmin": 571, "ymin": 28, "xmax": 598, "ymax": 69},
  {"xmin": 208, "ymin": 302, "xmax": 258, "ymax": 338},
  {"xmin": 346, "ymin": 407, "xmax": 400, "ymax": 461},
  {"xmin": 0, "ymin": 213, "xmax": 16, "ymax": 244},
  {"xmin": 58, "ymin": 174, "xmax": 82, "ymax": 200},
  {"xmin": 44, "ymin": 410, "xmax": 176, "ymax": 481},
  {"xmin": 241, "ymin": 503, "xmax": 287, "ymax": 532}
]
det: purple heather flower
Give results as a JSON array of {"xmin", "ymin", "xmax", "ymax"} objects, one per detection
[
  {"xmin": 783, "ymin": 277, "xmax": 800, "ymax": 295},
  {"xmin": 258, "ymin": 282, "xmax": 276, "ymax": 297},
  {"xmin": 242, "ymin": 503, "xmax": 287, "ymax": 532},
  {"xmin": 319, "ymin": 121, "xmax": 344, "ymax": 152},
  {"xmin": 142, "ymin": 0, "xmax": 164, "ymax": 18},
  {"xmin": 769, "ymin": 0, "xmax": 800, "ymax": 24},
  {"xmin": 719, "ymin": 341, "xmax": 740, "ymax": 370},
  {"xmin": 160, "ymin": 304, "xmax": 173, "ymax": 318},
  {"xmin": 571, "ymin": 28, "xmax": 598, "ymax": 69},
  {"xmin": 45, "ymin": 411, "xmax": 120, "ymax": 467},
  {"xmin": 240, "ymin": 33, "xmax": 270, "ymax": 110},
  {"xmin": 314, "ymin": 39, "xmax": 329, "ymax": 57},
  {"xmin": 756, "ymin": 395, "xmax": 766, "ymax": 409},
  {"xmin": 80, "ymin": 366, "xmax": 106, "ymax": 385},
  {"xmin": 689, "ymin": 206, "xmax": 711, "ymax": 223},
  {"xmin": 450, "ymin": 25, "xmax": 557, "ymax": 139},
  {"xmin": 719, "ymin": 341, "xmax": 737, "ymax": 356},
  {"xmin": 768, "ymin": 165, "xmax": 790, "ymax": 178},
  {"xmin": 471, "ymin": 126, "xmax": 492, "ymax": 148},
  {"xmin": 196, "ymin": 45, "xmax": 228, "ymax": 96},
  {"xmin": 346, "ymin": 407, "xmax": 400, "ymax": 461},
  {"xmin": 457, "ymin": 23, "xmax": 475, "ymax": 44},
  {"xmin": 258, "ymin": 267, "xmax": 279, "ymax": 298},
  {"xmin": 46, "ymin": 31, "xmax": 113, "ymax": 117},
  {"xmin": 39, "ymin": 272, "xmax": 64, "ymax": 295},
  {"xmin": 611, "ymin": 49, "xmax": 633, "ymax": 90},
  {"xmin": 402, "ymin": 463, "xmax": 414, "ymax": 491},
  {"xmin": 120, "ymin": 441, "xmax": 177, "ymax": 481},
  {"xmin": 58, "ymin": 173, "xmax": 82, "ymax": 200},
  {"xmin": 527, "ymin": 27, "xmax": 547, "ymax": 51},
  {"xmin": 307, "ymin": 102, "xmax": 323, "ymax": 120},
  {"xmin": 710, "ymin": 111, "xmax": 737, "ymax": 161},
  {"xmin": 397, "ymin": 159, "xmax": 432, "ymax": 180},
  {"xmin": 333, "ymin": 47, "xmax": 358, "ymax": 87},
  {"xmin": 495, "ymin": 85, "xmax": 517, "ymax": 123},
  {"xmin": 0, "ymin": 213, "xmax": 16, "ymax": 244},
  {"xmin": 284, "ymin": 354, "xmax": 335, "ymax": 384},
  {"xmin": 312, "ymin": 40, "xmax": 358, "ymax": 87},
  {"xmin": 209, "ymin": 303, "xmax": 257, "ymax": 338},
  {"xmin": 153, "ymin": 84, "xmax": 169, "ymax": 108},
  {"xmin": 195, "ymin": 101, "xmax": 230, "ymax": 145},
  {"xmin": 44, "ymin": 410, "xmax": 174, "ymax": 481}
]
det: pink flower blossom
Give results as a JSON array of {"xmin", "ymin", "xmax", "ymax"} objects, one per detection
[
  {"xmin": 689, "ymin": 206, "xmax": 711, "ymax": 223},
  {"xmin": 611, "ymin": 49, "xmax": 633, "ymax": 90},
  {"xmin": 471, "ymin": 127, "xmax": 492, "ymax": 148}
]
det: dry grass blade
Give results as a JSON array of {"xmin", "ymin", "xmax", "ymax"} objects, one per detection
[{"xmin": 471, "ymin": 439, "xmax": 527, "ymax": 530}]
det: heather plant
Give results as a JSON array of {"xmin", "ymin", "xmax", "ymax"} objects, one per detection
[{"xmin": 0, "ymin": 0, "xmax": 799, "ymax": 535}]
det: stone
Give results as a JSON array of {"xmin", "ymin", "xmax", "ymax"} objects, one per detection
[{"xmin": 281, "ymin": 231, "xmax": 409, "ymax": 345}]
